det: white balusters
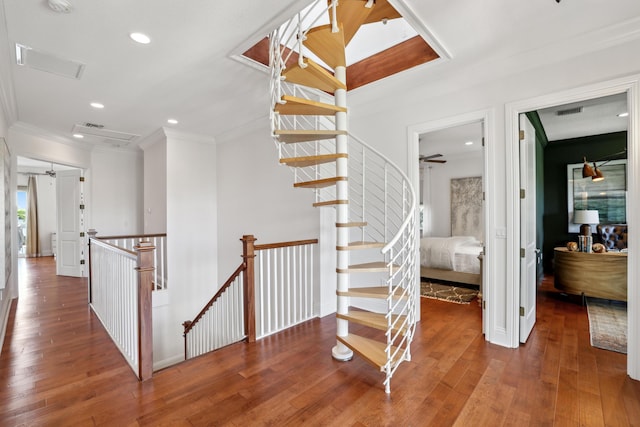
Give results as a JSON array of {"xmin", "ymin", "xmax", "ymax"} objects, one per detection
[
  {"xmin": 89, "ymin": 240, "xmax": 140, "ymax": 377},
  {"xmin": 254, "ymin": 241, "xmax": 317, "ymax": 339},
  {"xmin": 184, "ymin": 271, "xmax": 245, "ymax": 359}
]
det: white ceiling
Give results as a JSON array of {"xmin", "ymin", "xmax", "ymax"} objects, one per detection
[
  {"xmin": 419, "ymin": 121, "xmax": 483, "ymax": 160},
  {"xmin": 537, "ymin": 93, "xmax": 628, "ymax": 142},
  {"xmin": 419, "ymin": 92, "xmax": 629, "ymax": 160},
  {"xmin": 1, "ymin": 0, "xmax": 640, "ymax": 150}
]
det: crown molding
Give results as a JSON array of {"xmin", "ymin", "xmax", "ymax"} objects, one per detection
[
  {"xmin": 10, "ymin": 121, "xmax": 91, "ymax": 151},
  {"xmin": 138, "ymin": 127, "xmax": 216, "ymax": 150}
]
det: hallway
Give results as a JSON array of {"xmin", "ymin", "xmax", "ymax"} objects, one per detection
[{"xmin": 1, "ymin": 257, "xmax": 639, "ymax": 425}]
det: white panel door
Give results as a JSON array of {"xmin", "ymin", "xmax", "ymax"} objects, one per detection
[
  {"xmin": 56, "ymin": 169, "xmax": 82, "ymax": 277},
  {"xmin": 519, "ymin": 114, "xmax": 537, "ymax": 343}
]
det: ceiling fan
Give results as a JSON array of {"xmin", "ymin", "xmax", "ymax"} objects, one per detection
[{"xmin": 419, "ymin": 154, "xmax": 447, "ymax": 164}]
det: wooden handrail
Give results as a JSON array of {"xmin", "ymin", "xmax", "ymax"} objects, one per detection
[
  {"xmin": 96, "ymin": 233, "xmax": 167, "ymax": 241},
  {"xmin": 183, "ymin": 262, "xmax": 246, "ymax": 336},
  {"xmin": 254, "ymin": 238, "xmax": 318, "ymax": 251},
  {"xmin": 89, "ymin": 238, "xmax": 137, "ymax": 257},
  {"xmin": 183, "ymin": 234, "xmax": 317, "ymax": 360}
]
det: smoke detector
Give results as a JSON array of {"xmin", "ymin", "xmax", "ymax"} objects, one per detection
[{"xmin": 47, "ymin": 0, "xmax": 73, "ymax": 13}]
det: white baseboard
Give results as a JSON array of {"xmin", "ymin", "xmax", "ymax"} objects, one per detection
[
  {"xmin": 153, "ymin": 354, "xmax": 184, "ymax": 371},
  {"xmin": 0, "ymin": 297, "xmax": 14, "ymax": 356}
]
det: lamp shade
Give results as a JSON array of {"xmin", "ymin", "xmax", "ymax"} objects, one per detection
[{"xmin": 574, "ymin": 209, "xmax": 599, "ymax": 225}]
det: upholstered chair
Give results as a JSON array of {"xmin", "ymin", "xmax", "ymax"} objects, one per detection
[{"xmin": 596, "ymin": 224, "xmax": 628, "ymax": 250}]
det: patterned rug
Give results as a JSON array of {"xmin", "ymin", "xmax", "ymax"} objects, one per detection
[
  {"xmin": 420, "ymin": 281, "xmax": 479, "ymax": 304},
  {"xmin": 586, "ymin": 297, "xmax": 627, "ymax": 354}
]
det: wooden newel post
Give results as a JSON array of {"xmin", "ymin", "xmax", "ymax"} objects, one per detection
[
  {"xmin": 135, "ymin": 239, "xmax": 155, "ymax": 381},
  {"xmin": 241, "ymin": 235, "xmax": 257, "ymax": 343}
]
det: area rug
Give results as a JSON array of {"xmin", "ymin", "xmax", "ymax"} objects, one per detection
[
  {"xmin": 586, "ymin": 297, "xmax": 627, "ymax": 354},
  {"xmin": 420, "ymin": 281, "xmax": 478, "ymax": 304}
]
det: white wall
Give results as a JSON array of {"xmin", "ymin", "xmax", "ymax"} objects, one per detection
[
  {"xmin": 141, "ymin": 130, "xmax": 167, "ymax": 234},
  {"xmin": 422, "ymin": 153, "xmax": 483, "ymax": 238},
  {"xmin": 216, "ymin": 122, "xmax": 319, "ymax": 282},
  {"xmin": 89, "ymin": 148, "xmax": 143, "ymax": 235},
  {"xmin": 348, "ymin": 36, "xmax": 640, "ymax": 348},
  {"xmin": 0, "ymin": 80, "xmax": 14, "ymax": 354},
  {"xmin": 143, "ymin": 129, "xmax": 220, "ymax": 369}
]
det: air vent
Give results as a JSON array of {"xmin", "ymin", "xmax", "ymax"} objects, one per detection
[
  {"xmin": 84, "ymin": 122, "xmax": 105, "ymax": 129},
  {"xmin": 15, "ymin": 44, "xmax": 85, "ymax": 79},
  {"xmin": 556, "ymin": 106, "xmax": 583, "ymax": 116},
  {"xmin": 72, "ymin": 124, "xmax": 139, "ymax": 146}
]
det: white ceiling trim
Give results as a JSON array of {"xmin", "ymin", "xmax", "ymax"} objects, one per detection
[{"xmin": 389, "ymin": 0, "xmax": 451, "ymax": 61}]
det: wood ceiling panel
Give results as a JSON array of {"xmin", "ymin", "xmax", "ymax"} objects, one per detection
[{"xmin": 346, "ymin": 36, "xmax": 439, "ymax": 91}]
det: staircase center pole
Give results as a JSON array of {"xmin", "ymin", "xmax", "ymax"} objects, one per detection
[{"xmin": 332, "ymin": 65, "xmax": 353, "ymax": 361}]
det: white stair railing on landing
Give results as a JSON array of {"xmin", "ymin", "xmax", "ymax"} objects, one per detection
[
  {"xmin": 254, "ymin": 239, "xmax": 319, "ymax": 338},
  {"xmin": 97, "ymin": 233, "xmax": 167, "ymax": 291},
  {"xmin": 182, "ymin": 236, "xmax": 320, "ymax": 360},
  {"xmin": 88, "ymin": 237, "xmax": 155, "ymax": 381},
  {"xmin": 268, "ymin": 0, "xmax": 417, "ymax": 393}
]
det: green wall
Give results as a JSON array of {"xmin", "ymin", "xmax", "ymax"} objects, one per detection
[{"xmin": 542, "ymin": 131, "xmax": 627, "ymax": 273}]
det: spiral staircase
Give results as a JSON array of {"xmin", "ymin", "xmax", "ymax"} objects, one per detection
[{"xmin": 268, "ymin": 0, "xmax": 416, "ymax": 394}]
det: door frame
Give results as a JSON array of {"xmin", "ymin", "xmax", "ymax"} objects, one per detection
[
  {"xmin": 505, "ymin": 74, "xmax": 639, "ymax": 379},
  {"xmin": 407, "ymin": 108, "xmax": 494, "ymax": 332}
]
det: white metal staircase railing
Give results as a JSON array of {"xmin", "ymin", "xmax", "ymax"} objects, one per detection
[{"xmin": 268, "ymin": 0, "xmax": 417, "ymax": 394}]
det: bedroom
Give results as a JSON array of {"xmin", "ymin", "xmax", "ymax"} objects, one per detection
[
  {"xmin": 417, "ymin": 93, "xmax": 628, "ymax": 339},
  {"xmin": 418, "ymin": 120, "xmax": 485, "ymax": 305}
]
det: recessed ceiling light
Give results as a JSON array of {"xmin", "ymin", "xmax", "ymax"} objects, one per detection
[
  {"xmin": 465, "ymin": 141, "xmax": 474, "ymax": 146},
  {"xmin": 618, "ymin": 112, "xmax": 629, "ymax": 117},
  {"xmin": 48, "ymin": 0, "xmax": 73, "ymax": 14},
  {"xmin": 90, "ymin": 102, "xmax": 104, "ymax": 109},
  {"xmin": 73, "ymin": 133, "xmax": 84, "ymax": 139},
  {"xmin": 130, "ymin": 32, "xmax": 151, "ymax": 44},
  {"xmin": 167, "ymin": 118, "xmax": 178, "ymax": 125}
]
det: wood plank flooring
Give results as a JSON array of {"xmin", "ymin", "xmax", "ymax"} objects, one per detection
[{"xmin": 1, "ymin": 257, "xmax": 639, "ymax": 425}]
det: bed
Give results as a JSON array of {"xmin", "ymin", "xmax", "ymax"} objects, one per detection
[{"xmin": 419, "ymin": 236, "xmax": 483, "ymax": 286}]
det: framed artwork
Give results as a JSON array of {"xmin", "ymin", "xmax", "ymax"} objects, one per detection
[
  {"xmin": 567, "ymin": 159, "xmax": 627, "ymax": 233},
  {"xmin": 451, "ymin": 176, "xmax": 483, "ymax": 241}
]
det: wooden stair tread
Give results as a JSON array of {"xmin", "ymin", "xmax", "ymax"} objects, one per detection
[
  {"xmin": 336, "ymin": 222, "xmax": 368, "ymax": 228},
  {"xmin": 274, "ymin": 129, "xmax": 347, "ymax": 143},
  {"xmin": 337, "ymin": 261, "xmax": 398, "ymax": 273},
  {"xmin": 337, "ymin": 241, "xmax": 384, "ymax": 250},
  {"xmin": 338, "ymin": 286, "xmax": 408, "ymax": 300},
  {"xmin": 280, "ymin": 153, "xmax": 347, "ymax": 168},
  {"xmin": 337, "ymin": 310, "xmax": 406, "ymax": 333},
  {"xmin": 305, "ymin": 24, "xmax": 346, "ymax": 69},
  {"xmin": 337, "ymin": 333, "xmax": 398, "ymax": 370},
  {"xmin": 283, "ymin": 59, "xmax": 346, "ymax": 93},
  {"xmin": 294, "ymin": 176, "xmax": 346, "ymax": 189},
  {"xmin": 275, "ymin": 95, "xmax": 346, "ymax": 116},
  {"xmin": 334, "ymin": 0, "xmax": 374, "ymax": 45},
  {"xmin": 313, "ymin": 199, "xmax": 348, "ymax": 207},
  {"xmin": 363, "ymin": 0, "xmax": 402, "ymax": 25}
]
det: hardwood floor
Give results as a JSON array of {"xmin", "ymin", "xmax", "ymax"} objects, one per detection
[{"xmin": 1, "ymin": 257, "xmax": 639, "ymax": 426}]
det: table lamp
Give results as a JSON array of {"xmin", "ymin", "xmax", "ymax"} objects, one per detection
[{"xmin": 573, "ymin": 209, "xmax": 599, "ymax": 236}]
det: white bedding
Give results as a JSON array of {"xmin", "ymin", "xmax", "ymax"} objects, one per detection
[{"xmin": 420, "ymin": 236, "xmax": 482, "ymax": 274}]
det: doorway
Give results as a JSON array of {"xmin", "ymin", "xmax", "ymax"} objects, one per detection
[
  {"xmin": 506, "ymin": 75, "xmax": 639, "ymax": 380},
  {"xmin": 16, "ymin": 157, "xmax": 83, "ymax": 275},
  {"xmin": 16, "ymin": 188, "xmax": 26, "ymax": 256},
  {"xmin": 408, "ymin": 109, "xmax": 492, "ymax": 329}
]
